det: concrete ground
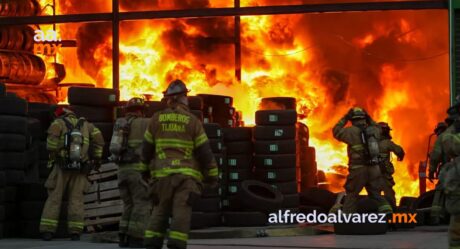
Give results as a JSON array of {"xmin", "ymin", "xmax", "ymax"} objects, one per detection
[{"xmin": 0, "ymin": 226, "xmax": 449, "ymax": 249}]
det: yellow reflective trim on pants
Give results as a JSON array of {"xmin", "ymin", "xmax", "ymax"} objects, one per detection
[
  {"xmin": 151, "ymin": 167, "xmax": 203, "ymax": 181},
  {"xmin": 68, "ymin": 221, "xmax": 84, "ymax": 229},
  {"xmin": 119, "ymin": 162, "xmax": 148, "ymax": 172},
  {"xmin": 194, "ymin": 133, "xmax": 208, "ymax": 148},
  {"xmin": 144, "ymin": 131, "xmax": 154, "ymax": 144},
  {"xmin": 169, "ymin": 231, "xmax": 188, "ymax": 242},
  {"xmin": 208, "ymin": 167, "xmax": 218, "ymax": 177},
  {"xmin": 40, "ymin": 218, "xmax": 58, "ymax": 227},
  {"xmin": 351, "ymin": 144, "xmax": 364, "ymax": 150},
  {"xmin": 156, "ymin": 139, "xmax": 193, "ymax": 148},
  {"xmin": 145, "ymin": 230, "xmax": 164, "ymax": 238}
]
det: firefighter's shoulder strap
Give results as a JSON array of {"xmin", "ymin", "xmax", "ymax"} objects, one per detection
[
  {"xmin": 61, "ymin": 116, "xmax": 86, "ymax": 131},
  {"xmin": 122, "ymin": 116, "xmax": 137, "ymax": 149}
]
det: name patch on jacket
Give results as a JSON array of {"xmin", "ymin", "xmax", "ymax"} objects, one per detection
[{"xmin": 159, "ymin": 113, "xmax": 190, "ymax": 132}]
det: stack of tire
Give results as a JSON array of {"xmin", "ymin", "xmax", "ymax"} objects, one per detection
[
  {"xmin": 253, "ymin": 108, "xmax": 300, "ymax": 212},
  {"xmin": 188, "ymin": 96, "xmax": 204, "ymax": 122},
  {"xmin": 297, "ymin": 123, "xmax": 317, "ymax": 191},
  {"xmin": 221, "ymin": 127, "xmax": 253, "ymax": 211},
  {"xmin": 0, "ymin": 90, "xmax": 36, "ymax": 237},
  {"xmin": 68, "ymin": 87, "xmax": 119, "ymax": 160},
  {"xmin": 191, "ymin": 123, "xmax": 224, "ymax": 229},
  {"xmin": 198, "ymin": 94, "xmax": 235, "ymax": 127}
]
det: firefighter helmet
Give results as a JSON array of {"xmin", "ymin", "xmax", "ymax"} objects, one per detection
[
  {"xmin": 125, "ymin": 97, "xmax": 146, "ymax": 110},
  {"xmin": 350, "ymin": 107, "xmax": 366, "ymax": 120},
  {"xmin": 163, "ymin": 79, "xmax": 190, "ymax": 97},
  {"xmin": 378, "ymin": 122, "xmax": 392, "ymax": 130}
]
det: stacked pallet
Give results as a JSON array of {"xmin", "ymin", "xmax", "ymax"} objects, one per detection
[{"xmin": 84, "ymin": 163, "xmax": 121, "ymax": 232}]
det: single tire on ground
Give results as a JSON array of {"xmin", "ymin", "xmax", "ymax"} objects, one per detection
[
  {"xmin": 68, "ymin": 87, "xmax": 118, "ymax": 107},
  {"xmin": 222, "ymin": 212, "xmax": 267, "ymax": 227},
  {"xmin": 237, "ymin": 180, "xmax": 283, "ymax": 212},
  {"xmin": 255, "ymin": 110, "xmax": 297, "ymax": 126},
  {"xmin": 254, "ymin": 140, "xmax": 296, "ymax": 154}
]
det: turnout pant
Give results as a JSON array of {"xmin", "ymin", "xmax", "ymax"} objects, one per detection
[
  {"xmin": 118, "ymin": 168, "xmax": 151, "ymax": 238},
  {"xmin": 144, "ymin": 174, "xmax": 201, "ymax": 249},
  {"xmin": 450, "ymin": 215, "xmax": 460, "ymax": 249},
  {"xmin": 40, "ymin": 166, "xmax": 90, "ymax": 234},
  {"xmin": 342, "ymin": 165, "xmax": 392, "ymax": 214},
  {"xmin": 431, "ymin": 183, "xmax": 446, "ymax": 222},
  {"xmin": 382, "ymin": 173, "xmax": 396, "ymax": 210}
]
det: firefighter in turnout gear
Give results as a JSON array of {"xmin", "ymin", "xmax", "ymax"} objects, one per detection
[
  {"xmin": 142, "ymin": 79, "xmax": 218, "ymax": 249},
  {"xmin": 110, "ymin": 97, "xmax": 152, "ymax": 247},
  {"xmin": 333, "ymin": 107, "xmax": 392, "ymax": 214},
  {"xmin": 377, "ymin": 122, "xmax": 405, "ymax": 210},
  {"xmin": 429, "ymin": 102, "xmax": 460, "ymax": 249},
  {"xmin": 430, "ymin": 119, "xmax": 457, "ymax": 226},
  {"xmin": 40, "ymin": 106, "xmax": 105, "ymax": 241}
]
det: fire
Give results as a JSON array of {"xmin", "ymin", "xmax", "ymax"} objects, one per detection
[{"xmin": 44, "ymin": 1, "xmax": 449, "ymax": 200}]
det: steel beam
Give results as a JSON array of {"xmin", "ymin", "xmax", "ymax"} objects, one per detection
[
  {"xmin": 112, "ymin": 0, "xmax": 120, "ymax": 91},
  {"xmin": 0, "ymin": 1, "xmax": 447, "ymax": 25}
]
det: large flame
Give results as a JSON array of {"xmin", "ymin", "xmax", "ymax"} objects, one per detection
[{"xmin": 44, "ymin": 0, "xmax": 449, "ymax": 201}]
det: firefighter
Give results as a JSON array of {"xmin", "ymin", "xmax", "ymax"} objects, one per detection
[
  {"xmin": 40, "ymin": 106, "xmax": 105, "ymax": 241},
  {"xmin": 142, "ymin": 79, "xmax": 218, "ymax": 249},
  {"xmin": 109, "ymin": 97, "xmax": 152, "ymax": 247},
  {"xmin": 429, "ymin": 104, "xmax": 460, "ymax": 248},
  {"xmin": 332, "ymin": 107, "xmax": 392, "ymax": 214},
  {"xmin": 430, "ymin": 120, "xmax": 456, "ymax": 225},
  {"xmin": 377, "ymin": 122, "xmax": 405, "ymax": 210}
]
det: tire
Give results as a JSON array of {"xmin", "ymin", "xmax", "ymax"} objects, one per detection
[
  {"xmin": 27, "ymin": 118, "xmax": 44, "ymax": 140},
  {"xmin": 4, "ymin": 186, "xmax": 17, "ymax": 202},
  {"xmin": 191, "ymin": 212, "xmax": 208, "ymax": 229},
  {"xmin": 227, "ymin": 154, "xmax": 252, "ymax": 169},
  {"xmin": 0, "ymin": 189, "xmax": 4, "ymax": 203},
  {"xmin": 197, "ymin": 94, "xmax": 233, "ymax": 107},
  {"xmin": 399, "ymin": 196, "xmax": 417, "ymax": 210},
  {"xmin": 0, "ymin": 151, "xmax": 31, "ymax": 170},
  {"xmin": 39, "ymin": 161, "xmax": 51, "ymax": 179},
  {"xmin": 0, "ymin": 94, "xmax": 28, "ymax": 116},
  {"xmin": 0, "ymin": 205, "xmax": 4, "ymax": 221},
  {"xmin": 280, "ymin": 193, "xmax": 300, "ymax": 208},
  {"xmin": 334, "ymin": 222, "xmax": 387, "ymax": 235},
  {"xmin": 201, "ymin": 185, "xmax": 219, "ymax": 198},
  {"xmin": 255, "ymin": 110, "xmax": 297, "ymax": 126},
  {"xmin": 20, "ymin": 201, "xmax": 44, "ymax": 220},
  {"xmin": 223, "ymin": 127, "xmax": 252, "ymax": 141},
  {"xmin": 5, "ymin": 170, "xmax": 25, "ymax": 186},
  {"xmin": 0, "ymin": 171, "xmax": 5, "ymax": 187},
  {"xmin": 254, "ymin": 168, "xmax": 296, "ymax": 183},
  {"xmin": 190, "ymin": 110, "xmax": 203, "ymax": 121},
  {"xmin": 204, "ymin": 123, "xmax": 222, "ymax": 139},
  {"xmin": 213, "ymin": 153, "xmax": 226, "ymax": 168},
  {"xmin": 299, "ymin": 147, "xmax": 316, "ymax": 174},
  {"xmin": 221, "ymin": 195, "xmax": 244, "ymax": 211},
  {"xmin": 225, "ymin": 141, "xmax": 253, "ymax": 154},
  {"xmin": 212, "ymin": 116, "xmax": 236, "ymax": 128},
  {"xmin": 0, "ymin": 82, "xmax": 5, "ymax": 96},
  {"xmin": 0, "ymin": 133, "xmax": 26, "ymax": 152},
  {"xmin": 253, "ymin": 126, "xmax": 296, "ymax": 140},
  {"xmin": 209, "ymin": 139, "xmax": 223, "ymax": 153},
  {"xmin": 414, "ymin": 190, "xmax": 435, "ymax": 209},
  {"xmin": 188, "ymin": 96, "xmax": 204, "ymax": 110},
  {"xmin": 227, "ymin": 181, "xmax": 242, "ymax": 195},
  {"xmin": 93, "ymin": 122, "xmax": 114, "ymax": 142},
  {"xmin": 222, "ymin": 212, "xmax": 267, "ymax": 227},
  {"xmin": 254, "ymin": 140, "xmax": 296, "ymax": 155},
  {"xmin": 297, "ymin": 122, "xmax": 309, "ymax": 144},
  {"xmin": 0, "ymin": 115, "xmax": 28, "ymax": 134},
  {"xmin": 237, "ymin": 180, "xmax": 283, "ymax": 212},
  {"xmin": 260, "ymin": 97, "xmax": 296, "ymax": 110},
  {"xmin": 38, "ymin": 142, "xmax": 48, "ymax": 160},
  {"xmin": 271, "ymin": 181, "xmax": 297, "ymax": 194},
  {"xmin": 17, "ymin": 182, "xmax": 47, "ymax": 201},
  {"xmin": 192, "ymin": 197, "xmax": 221, "ymax": 212},
  {"xmin": 71, "ymin": 105, "xmax": 114, "ymax": 122},
  {"xmin": 254, "ymin": 154, "xmax": 296, "ymax": 169},
  {"xmin": 68, "ymin": 87, "xmax": 118, "ymax": 107},
  {"xmin": 299, "ymin": 188, "xmax": 336, "ymax": 211},
  {"xmin": 28, "ymin": 103, "xmax": 55, "ymax": 131},
  {"xmin": 227, "ymin": 169, "xmax": 251, "ymax": 182},
  {"xmin": 145, "ymin": 101, "xmax": 166, "ymax": 118}
]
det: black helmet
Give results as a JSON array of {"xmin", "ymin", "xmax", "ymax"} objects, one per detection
[
  {"xmin": 125, "ymin": 97, "xmax": 146, "ymax": 111},
  {"xmin": 350, "ymin": 107, "xmax": 366, "ymax": 120},
  {"xmin": 378, "ymin": 122, "xmax": 391, "ymax": 130},
  {"xmin": 434, "ymin": 122, "xmax": 448, "ymax": 135},
  {"xmin": 163, "ymin": 79, "xmax": 190, "ymax": 97}
]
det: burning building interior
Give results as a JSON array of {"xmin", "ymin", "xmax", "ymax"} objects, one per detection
[{"xmin": 0, "ymin": 0, "xmax": 456, "ymax": 242}]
